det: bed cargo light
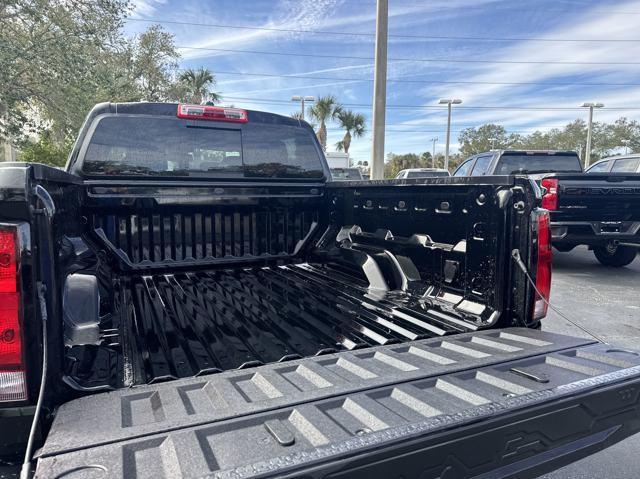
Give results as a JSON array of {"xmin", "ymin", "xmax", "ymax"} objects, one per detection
[
  {"xmin": 177, "ymin": 104, "xmax": 248, "ymax": 123},
  {"xmin": 0, "ymin": 227, "xmax": 27, "ymax": 401}
]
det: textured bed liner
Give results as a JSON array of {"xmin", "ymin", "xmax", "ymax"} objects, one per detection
[{"xmin": 67, "ymin": 262, "xmax": 487, "ymax": 389}]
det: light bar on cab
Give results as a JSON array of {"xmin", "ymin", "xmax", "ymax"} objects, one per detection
[{"xmin": 177, "ymin": 104, "xmax": 248, "ymax": 123}]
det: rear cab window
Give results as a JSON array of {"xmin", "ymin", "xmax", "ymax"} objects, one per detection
[
  {"xmin": 408, "ymin": 170, "xmax": 449, "ymax": 178},
  {"xmin": 494, "ymin": 151, "xmax": 582, "ymax": 175},
  {"xmin": 330, "ymin": 168, "xmax": 363, "ymax": 180},
  {"xmin": 79, "ymin": 114, "xmax": 325, "ymax": 179}
]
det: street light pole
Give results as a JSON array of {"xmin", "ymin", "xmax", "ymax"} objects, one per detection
[
  {"xmin": 622, "ymin": 139, "xmax": 631, "ymax": 155},
  {"xmin": 489, "ymin": 137, "xmax": 497, "ymax": 150},
  {"xmin": 430, "ymin": 137, "xmax": 438, "ymax": 168},
  {"xmin": 370, "ymin": 0, "xmax": 389, "ymax": 180},
  {"xmin": 438, "ymin": 99, "xmax": 462, "ymax": 171},
  {"xmin": 291, "ymin": 95, "xmax": 315, "ymax": 120},
  {"xmin": 580, "ymin": 102, "xmax": 604, "ymax": 168}
]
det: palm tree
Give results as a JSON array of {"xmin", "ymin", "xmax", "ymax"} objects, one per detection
[
  {"xmin": 308, "ymin": 95, "xmax": 342, "ymax": 151},
  {"xmin": 290, "ymin": 112, "xmax": 317, "ymax": 130},
  {"xmin": 335, "ymin": 110, "xmax": 366, "ymax": 154},
  {"xmin": 179, "ymin": 67, "xmax": 221, "ymax": 104}
]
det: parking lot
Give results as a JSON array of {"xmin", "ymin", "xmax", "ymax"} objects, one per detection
[{"xmin": 541, "ymin": 246, "xmax": 640, "ymax": 478}]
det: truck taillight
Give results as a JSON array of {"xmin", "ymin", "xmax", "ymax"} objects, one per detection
[
  {"xmin": 541, "ymin": 178, "xmax": 559, "ymax": 211},
  {"xmin": 177, "ymin": 104, "xmax": 248, "ymax": 123},
  {"xmin": 533, "ymin": 211, "xmax": 552, "ymax": 320},
  {"xmin": 0, "ymin": 227, "xmax": 26, "ymax": 402}
]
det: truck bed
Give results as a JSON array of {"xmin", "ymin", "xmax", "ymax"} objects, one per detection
[
  {"xmin": 38, "ymin": 329, "xmax": 640, "ymax": 478},
  {"xmin": 66, "ymin": 261, "xmax": 483, "ymax": 390},
  {"xmin": 64, "ymin": 178, "xmax": 526, "ymax": 392}
]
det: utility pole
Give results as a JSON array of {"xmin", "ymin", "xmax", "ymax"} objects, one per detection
[
  {"xmin": 370, "ymin": 0, "xmax": 388, "ymax": 180},
  {"xmin": 622, "ymin": 139, "xmax": 631, "ymax": 155},
  {"xmin": 489, "ymin": 137, "xmax": 497, "ymax": 150},
  {"xmin": 430, "ymin": 137, "xmax": 438, "ymax": 167},
  {"xmin": 291, "ymin": 95, "xmax": 315, "ymax": 120},
  {"xmin": 580, "ymin": 102, "xmax": 604, "ymax": 168},
  {"xmin": 439, "ymin": 98, "xmax": 462, "ymax": 171}
]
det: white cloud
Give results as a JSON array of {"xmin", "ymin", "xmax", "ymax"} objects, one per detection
[
  {"xmin": 412, "ymin": 0, "xmax": 640, "ymax": 126},
  {"xmin": 178, "ymin": 0, "xmax": 346, "ymax": 60},
  {"xmin": 178, "ymin": 0, "xmax": 496, "ymax": 60},
  {"xmin": 130, "ymin": 0, "xmax": 167, "ymax": 16}
]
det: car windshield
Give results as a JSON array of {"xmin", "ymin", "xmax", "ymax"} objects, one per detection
[
  {"xmin": 494, "ymin": 153, "xmax": 582, "ymax": 174},
  {"xmin": 331, "ymin": 168, "xmax": 363, "ymax": 180},
  {"xmin": 406, "ymin": 170, "xmax": 449, "ymax": 178},
  {"xmin": 81, "ymin": 115, "xmax": 324, "ymax": 179}
]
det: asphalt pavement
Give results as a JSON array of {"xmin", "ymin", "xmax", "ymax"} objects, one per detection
[
  {"xmin": 540, "ymin": 245, "xmax": 640, "ymax": 479},
  {"xmin": 1, "ymin": 246, "xmax": 638, "ymax": 479}
]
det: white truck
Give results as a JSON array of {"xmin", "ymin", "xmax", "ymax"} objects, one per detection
[{"xmin": 325, "ymin": 151, "xmax": 350, "ymax": 169}]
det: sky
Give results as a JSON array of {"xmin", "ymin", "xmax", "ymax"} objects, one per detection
[{"xmin": 125, "ymin": 0, "xmax": 640, "ymax": 164}]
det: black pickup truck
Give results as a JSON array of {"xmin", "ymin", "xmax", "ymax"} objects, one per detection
[
  {"xmin": 2, "ymin": 104, "xmax": 640, "ymax": 479},
  {"xmin": 454, "ymin": 150, "xmax": 640, "ymax": 266}
]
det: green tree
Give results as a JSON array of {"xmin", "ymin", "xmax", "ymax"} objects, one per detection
[
  {"xmin": 18, "ymin": 132, "xmax": 72, "ymax": 167},
  {"xmin": 457, "ymin": 118, "xmax": 640, "ymax": 168},
  {"xmin": 177, "ymin": 67, "xmax": 221, "ymax": 104},
  {"xmin": 384, "ymin": 152, "xmax": 446, "ymax": 177},
  {"xmin": 420, "ymin": 151, "xmax": 433, "ymax": 167},
  {"xmin": 308, "ymin": 95, "xmax": 342, "ymax": 150},
  {"xmin": 458, "ymin": 124, "xmax": 510, "ymax": 156},
  {"xmin": 606, "ymin": 118, "xmax": 640, "ymax": 154},
  {"xmin": 430, "ymin": 153, "xmax": 464, "ymax": 171},
  {"xmin": 335, "ymin": 110, "xmax": 366, "ymax": 154},
  {"xmin": 0, "ymin": 0, "xmax": 131, "ymax": 142},
  {"xmin": 130, "ymin": 25, "xmax": 181, "ymax": 102},
  {"xmin": 383, "ymin": 152, "xmax": 420, "ymax": 178}
]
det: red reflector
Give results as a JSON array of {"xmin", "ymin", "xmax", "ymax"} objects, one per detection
[
  {"xmin": 177, "ymin": 104, "xmax": 248, "ymax": 123},
  {"xmin": 533, "ymin": 211, "xmax": 552, "ymax": 320},
  {"xmin": 0, "ymin": 230, "xmax": 17, "ymax": 293},
  {"xmin": 541, "ymin": 178, "xmax": 559, "ymax": 211},
  {"xmin": 0, "ymin": 293, "xmax": 21, "ymax": 366},
  {"xmin": 0, "ymin": 226, "xmax": 25, "ymax": 401}
]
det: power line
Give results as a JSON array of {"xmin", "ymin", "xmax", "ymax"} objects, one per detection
[
  {"xmin": 330, "ymin": 124, "xmax": 569, "ymax": 129},
  {"xmin": 128, "ymin": 17, "xmax": 640, "ymax": 43},
  {"xmin": 321, "ymin": 0, "xmax": 640, "ymax": 16},
  {"xmin": 177, "ymin": 45, "xmax": 640, "ymax": 66},
  {"xmin": 208, "ymin": 69, "xmax": 640, "ymax": 88},
  {"xmin": 325, "ymin": 128, "xmax": 562, "ymax": 134},
  {"xmin": 222, "ymin": 96, "xmax": 640, "ymax": 111}
]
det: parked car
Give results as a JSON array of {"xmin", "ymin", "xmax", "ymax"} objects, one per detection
[
  {"xmin": 4, "ymin": 105, "xmax": 640, "ymax": 479},
  {"xmin": 586, "ymin": 154, "xmax": 640, "ymax": 173},
  {"xmin": 396, "ymin": 167, "xmax": 450, "ymax": 179},
  {"xmin": 330, "ymin": 167, "xmax": 364, "ymax": 181},
  {"xmin": 454, "ymin": 149, "xmax": 640, "ymax": 266},
  {"xmin": 452, "ymin": 149, "xmax": 583, "ymax": 177}
]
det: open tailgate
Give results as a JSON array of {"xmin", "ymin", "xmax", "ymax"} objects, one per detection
[{"xmin": 36, "ymin": 328, "xmax": 640, "ymax": 479}]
